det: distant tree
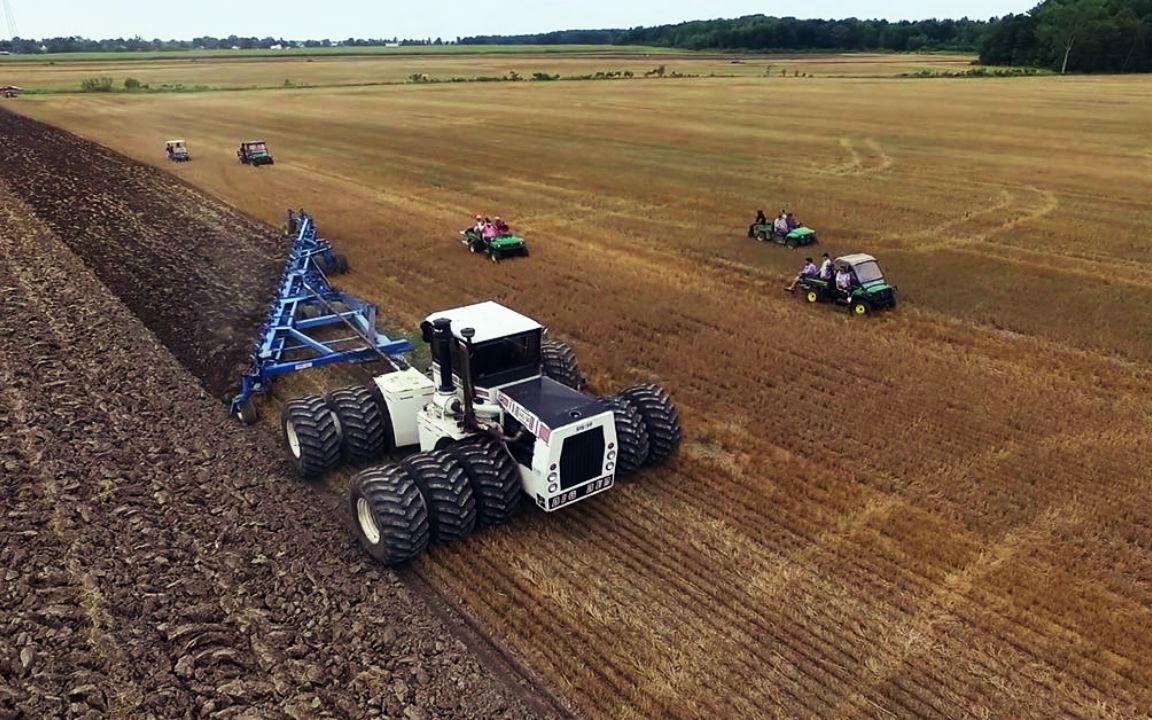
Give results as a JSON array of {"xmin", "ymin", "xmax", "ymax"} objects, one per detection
[{"xmin": 1037, "ymin": 0, "xmax": 1109, "ymax": 73}]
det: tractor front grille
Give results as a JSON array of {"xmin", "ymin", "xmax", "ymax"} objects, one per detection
[{"xmin": 559, "ymin": 427, "xmax": 605, "ymax": 490}]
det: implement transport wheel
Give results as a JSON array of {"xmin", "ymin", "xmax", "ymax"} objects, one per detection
[
  {"xmin": 619, "ymin": 383, "xmax": 683, "ymax": 465},
  {"xmin": 348, "ymin": 465, "xmax": 430, "ymax": 565},
  {"xmin": 326, "ymin": 385, "xmax": 387, "ymax": 464},
  {"xmin": 805, "ymin": 290, "xmax": 819, "ymax": 304},
  {"xmin": 445, "ymin": 439, "xmax": 522, "ymax": 527},
  {"xmin": 541, "ymin": 338, "xmax": 586, "ymax": 390},
  {"xmin": 402, "ymin": 451, "xmax": 477, "ymax": 544},
  {"xmin": 605, "ymin": 396, "xmax": 650, "ymax": 477},
  {"xmin": 332, "ymin": 253, "xmax": 349, "ymax": 274},
  {"xmin": 281, "ymin": 395, "xmax": 342, "ymax": 479}
]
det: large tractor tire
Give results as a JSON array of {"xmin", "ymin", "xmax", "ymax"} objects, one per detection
[
  {"xmin": 605, "ymin": 396, "xmax": 650, "ymax": 476},
  {"xmin": 402, "ymin": 451, "xmax": 477, "ymax": 544},
  {"xmin": 618, "ymin": 383, "xmax": 683, "ymax": 465},
  {"xmin": 541, "ymin": 338, "xmax": 586, "ymax": 390},
  {"xmin": 445, "ymin": 440, "xmax": 522, "ymax": 527},
  {"xmin": 281, "ymin": 395, "xmax": 342, "ymax": 479},
  {"xmin": 326, "ymin": 385, "xmax": 387, "ymax": 464},
  {"xmin": 348, "ymin": 465, "xmax": 430, "ymax": 565}
]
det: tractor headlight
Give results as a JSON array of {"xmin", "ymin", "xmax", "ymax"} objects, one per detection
[
  {"xmin": 607, "ymin": 450, "xmax": 616, "ymax": 460},
  {"xmin": 606, "ymin": 462, "xmax": 615, "ymax": 472},
  {"xmin": 548, "ymin": 472, "xmax": 558, "ymax": 483},
  {"xmin": 548, "ymin": 483, "xmax": 558, "ymax": 493}
]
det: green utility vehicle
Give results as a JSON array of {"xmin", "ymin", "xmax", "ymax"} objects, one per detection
[
  {"xmin": 237, "ymin": 140, "xmax": 274, "ymax": 166},
  {"xmin": 798, "ymin": 253, "xmax": 897, "ymax": 316},
  {"xmin": 460, "ymin": 227, "xmax": 530, "ymax": 263},
  {"xmin": 750, "ymin": 223, "xmax": 818, "ymax": 248}
]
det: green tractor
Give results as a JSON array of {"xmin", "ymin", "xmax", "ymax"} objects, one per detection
[
  {"xmin": 459, "ymin": 221, "xmax": 530, "ymax": 263},
  {"xmin": 797, "ymin": 253, "xmax": 897, "ymax": 317}
]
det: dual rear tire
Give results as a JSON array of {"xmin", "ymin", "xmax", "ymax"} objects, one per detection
[
  {"xmin": 608, "ymin": 383, "xmax": 683, "ymax": 477},
  {"xmin": 282, "ymin": 384, "xmax": 388, "ymax": 478},
  {"xmin": 349, "ymin": 440, "xmax": 522, "ymax": 565}
]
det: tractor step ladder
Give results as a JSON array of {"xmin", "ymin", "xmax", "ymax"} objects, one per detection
[{"xmin": 230, "ymin": 210, "xmax": 413, "ymax": 422}]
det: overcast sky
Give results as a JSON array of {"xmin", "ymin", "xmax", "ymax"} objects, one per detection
[{"xmin": 3, "ymin": 1, "xmax": 1039, "ymax": 41}]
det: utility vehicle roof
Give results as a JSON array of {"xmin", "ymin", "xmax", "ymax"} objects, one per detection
[
  {"xmin": 425, "ymin": 301, "xmax": 543, "ymax": 344},
  {"xmin": 837, "ymin": 253, "xmax": 878, "ymax": 266}
]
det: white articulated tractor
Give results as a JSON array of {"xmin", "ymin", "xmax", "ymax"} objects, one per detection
[{"xmin": 279, "ymin": 301, "xmax": 682, "ymax": 565}]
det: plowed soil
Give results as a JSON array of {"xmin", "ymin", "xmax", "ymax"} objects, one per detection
[{"xmin": 0, "ymin": 110, "xmax": 550, "ymax": 720}]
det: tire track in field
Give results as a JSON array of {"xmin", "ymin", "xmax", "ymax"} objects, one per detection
[
  {"xmin": 906, "ymin": 185, "xmax": 1059, "ymax": 252},
  {"xmin": 819, "ymin": 137, "xmax": 894, "ymax": 176}
]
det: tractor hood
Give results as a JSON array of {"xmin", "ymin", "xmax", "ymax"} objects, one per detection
[{"xmin": 496, "ymin": 376, "xmax": 609, "ymax": 442}]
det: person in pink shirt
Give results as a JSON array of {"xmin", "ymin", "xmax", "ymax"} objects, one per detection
[{"xmin": 482, "ymin": 220, "xmax": 498, "ymax": 241}]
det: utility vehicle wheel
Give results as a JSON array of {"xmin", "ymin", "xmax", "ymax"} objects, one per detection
[
  {"xmin": 326, "ymin": 385, "xmax": 386, "ymax": 464},
  {"xmin": 469, "ymin": 241, "xmax": 478, "ymax": 253},
  {"xmin": 541, "ymin": 338, "xmax": 586, "ymax": 390},
  {"xmin": 489, "ymin": 250, "xmax": 500, "ymax": 264},
  {"xmin": 619, "ymin": 383, "xmax": 682, "ymax": 465},
  {"xmin": 805, "ymin": 290, "xmax": 819, "ymax": 304},
  {"xmin": 521, "ymin": 247, "xmax": 530, "ymax": 257},
  {"xmin": 851, "ymin": 301, "xmax": 870, "ymax": 317},
  {"xmin": 348, "ymin": 465, "xmax": 430, "ymax": 565},
  {"xmin": 445, "ymin": 440, "xmax": 522, "ymax": 527},
  {"xmin": 281, "ymin": 395, "xmax": 342, "ymax": 479},
  {"xmin": 605, "ymin": 396, "xmax": 650, "ymax": 476},
  {"xmin": 403, "ymin": 451, "xmax": 477, "ymax": 543},
  {"xmin": 234, "ymin": 398, "xmax": 258, "ymax": 425}
]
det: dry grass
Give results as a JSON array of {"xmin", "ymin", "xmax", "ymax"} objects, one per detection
[
  {"xmin": 12, "ymin": 60, "xmax": 1152, "ymax": 718},
  {"xmin": 0, "ymin": 52, "xmax": 976, "ymax": 90}
]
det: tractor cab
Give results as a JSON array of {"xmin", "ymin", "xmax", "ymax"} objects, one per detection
[
  {"xmin": 423, "ymin": 302, "xmax": 545, "ymax": 398},
  {"xmin": 797, "ymin": 253, "xmax": 898, "ymax": 316},
  {"xmin": 237, "ymin": 140, "xmax": 274, "ymax": 166},
  {"xmin": 165, "ymin": 139, "xmax": 190, "ymax": 161}
]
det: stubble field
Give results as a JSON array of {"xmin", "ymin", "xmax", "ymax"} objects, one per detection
[{"xmin": 6, "ymin": 55, "xmax": 1152, "ymax": 718}]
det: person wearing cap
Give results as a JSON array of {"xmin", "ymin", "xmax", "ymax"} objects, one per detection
[
  {"xmin": 785, "ymin": 257, "xmax": 820, "ymax": 292},
  {"xmin": 494, "ymin": 216, "xmax": 510, "ymax": 236}
]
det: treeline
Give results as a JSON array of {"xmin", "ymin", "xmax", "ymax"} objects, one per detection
[
  {"xmin": 461, "ymin": 16, "xmax": 988, "ymax": 52},
  {"xmin": 0, "ymin": 35, "xmax": 449, "ymax": 54},
  {"xmin": 979, "ymin": 0, "xmax": 1150, "ymax": 72}
]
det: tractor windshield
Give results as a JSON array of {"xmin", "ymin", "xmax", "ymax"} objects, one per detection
[
  {"xmin": 853, "ymin": 261, "xmax": 885, "ymax": 284},
  {"xmin": 457, "ymin": 330, "xmax": 542, "ymax": 388}
]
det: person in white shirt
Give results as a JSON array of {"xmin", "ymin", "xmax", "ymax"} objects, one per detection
[
  {"xmin": 835, "ymin": 267, "xmax": 854, "ymax": 297},
  {"xmin": 818, "ymin": 253, "xmax": 833, "ymax": 280}
]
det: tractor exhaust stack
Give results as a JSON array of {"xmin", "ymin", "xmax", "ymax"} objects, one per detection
[{"xmin": 431, "ymin": 318, "xmax": 455, "ymax": 394}]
